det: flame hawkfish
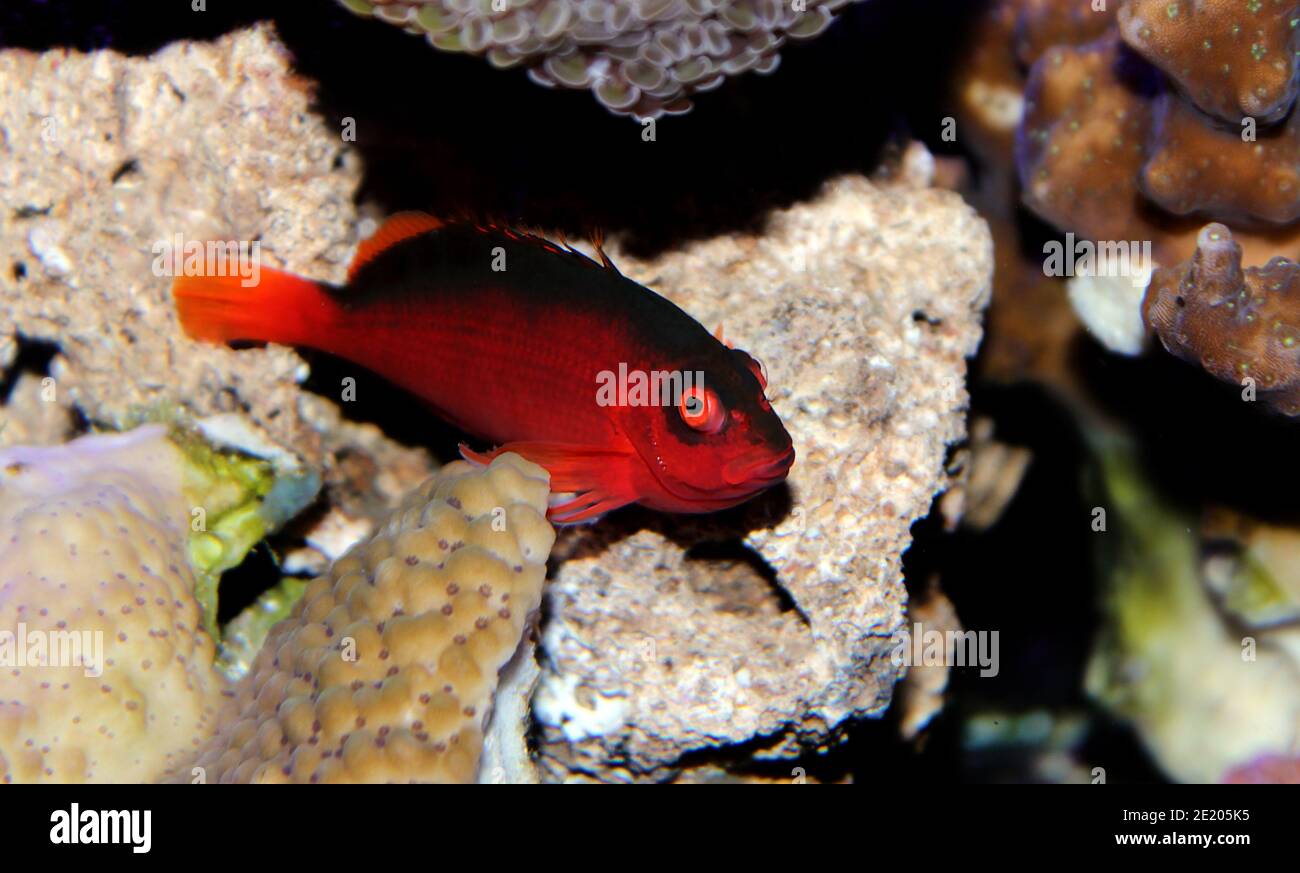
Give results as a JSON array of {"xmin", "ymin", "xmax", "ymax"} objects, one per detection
[{"xmin": 172, "ymin": 213, "xmax": 795, "ymax": 523}]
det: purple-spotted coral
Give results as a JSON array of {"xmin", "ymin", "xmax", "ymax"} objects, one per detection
[
  {"xmin": 181, "ymin": 453, "xmax": 554, "ymax": 783},
  {"xmin": 0, "ymin": 426, "xmax": 225, "ymax": 783}
]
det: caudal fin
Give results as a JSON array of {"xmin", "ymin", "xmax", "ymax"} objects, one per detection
[{"xmin": 173, "ymin": 265, "xmax": 337, "ymax": 347}]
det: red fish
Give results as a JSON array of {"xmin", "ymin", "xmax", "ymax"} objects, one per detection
[{"xmin": 172, "ymin": 214, "xmax": 794, "ymax": 523}]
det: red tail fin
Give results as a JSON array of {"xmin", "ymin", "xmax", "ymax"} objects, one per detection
[{"xmin": 172, "ymin": 265, "xmax": 337, "ymax": 347}]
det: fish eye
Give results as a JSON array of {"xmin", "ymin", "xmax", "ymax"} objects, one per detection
[
  {"xmin": 747, "ymin": 356, "xmax": 768, "ymax": 390},
  {"xmin": 679, "ymin": 385, "xmax": 725, "ymax": 433}
]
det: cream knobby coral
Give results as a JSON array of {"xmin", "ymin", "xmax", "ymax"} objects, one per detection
[
  {"xmin": 182, "ymin": 453, "xmax": 554, "ymax": 783},
  {"xmin": 0, "ymin": 426, "xmax": 224, "ymax": 783}
]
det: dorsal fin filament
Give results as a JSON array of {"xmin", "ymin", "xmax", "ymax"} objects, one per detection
[{"xmin": 591, "ymin": 227, "xmax": 621, "ymax": 274}]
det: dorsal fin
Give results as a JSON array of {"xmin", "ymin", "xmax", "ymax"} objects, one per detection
[
  {"xmin": 472, "ymin": 220, "xmax": 622, "ymax": 275},
  {"xmin": 591, "ymin": 227, "xmax": 620, "ymax": 273},
  {"xmin": 348, "ymin": 212, "xmax": 444, "ymax": 282},
  {"xmin": 713, "ymin": 323, "xmax": 733, "ymax": 348}
]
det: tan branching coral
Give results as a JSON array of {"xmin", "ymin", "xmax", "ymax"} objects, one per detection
[
  {"xmin": 1143, "ymin": 222, "xmax": 1300, "ymax": 413},
  {"xmin": 957, "ymin": 0, "xmax": 1117, "ymax": 169},
  {"xmin": 1118, "ymin": 0, "xmax": 1300, "ymax": 124},
  {"xmin": 955, "ymin": 0, "xmax": 1025, "ymax": 162},
  {"xmin": 182, "ymin": 453, "xmax": 554, "ymax": 783},
  {"xmin": 1018, "ymin": 35, "xmax": 1160, "ymax": 249},
  {"xmin": 1013, "ymin": 0, "xmax": 1116, "ymax": 66},
  {"xmin": 956, "ymin": 1, "xmax": 1300, "ymax": 402},
  {"xmin": 336, "ymin": 0, "xmax": 859, "ymax": 118},
  {"xmin": 1143, "ymin": 91, "xmax": 1300, "ymax": 224}
]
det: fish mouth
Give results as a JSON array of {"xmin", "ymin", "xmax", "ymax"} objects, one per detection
[
  {"xmin": 635, "ymin": 424, "xmax": 794, "ymax": 510},
  {"xmin": 722, "ymin": 445, "xmax": 795, "ymax": 488}
]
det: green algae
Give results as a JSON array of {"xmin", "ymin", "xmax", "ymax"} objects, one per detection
[
  {"xmin": 216, "ymin": 575, "xmax": 310, "ymax": 680},
  {"xmin": 172, "ymin": 426, "xmax": 319, "ymax": 642}
]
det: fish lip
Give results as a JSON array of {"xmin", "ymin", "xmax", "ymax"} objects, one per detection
[
  {"xmin": 634, "ymin": 424, "xmax": 794, "ymax": 506},
  {"xmin": 722, "ymin": 445, "xmax": 795, "ymax": 487}
]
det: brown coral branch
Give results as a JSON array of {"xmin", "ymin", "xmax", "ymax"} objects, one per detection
[
  {"xmin": 1142, "ymin": 89, "xmax": 1300, "ymax": 224},
  {"xmin": 1143, "ymin": 222, "xmax": 1300, "ymax": 413},
  {"xmin": 1118, "ymin": 0, "xmax": 1300, "ymax": 125},
  {"xmin": 1017, "ymin": 35, "xmax": 1161, "ymax": 246}
]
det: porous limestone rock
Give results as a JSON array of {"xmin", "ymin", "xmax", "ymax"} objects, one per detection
[
  {"xmin": 0, "ymin": 24, "xmax": 431, "ymax": 483},
  {"xmin": 0, "ymin": 22, "xmax": 438, "ymax": 574}
]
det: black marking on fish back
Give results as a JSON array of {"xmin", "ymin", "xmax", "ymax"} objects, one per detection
[{"xmin": 336, "ymin": 223, "xmax": 719, "ymax": 359}]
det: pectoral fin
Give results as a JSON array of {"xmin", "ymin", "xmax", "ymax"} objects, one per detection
[{"xmin": 458, "ymin": 440, "xmax": 639, "ymax": 524}]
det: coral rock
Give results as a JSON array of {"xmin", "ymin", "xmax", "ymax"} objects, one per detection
[
  {"xmin": 0, "ymin": 372, "xmax": 76, "ymax": 448},
  {"xmin": 0, "ymin": 25, "xmax": 351, "ymax": 467},
  {"xmin": 0, "ymin": 24, "xmax": 439, "ymax": 542},
  {"xmin": 896, "ymin": 582, "xmax": 961, "ymax": 740},
  {"xmin": 182, "ymin": 453, "xmax": 554, "ymax": 783}
]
